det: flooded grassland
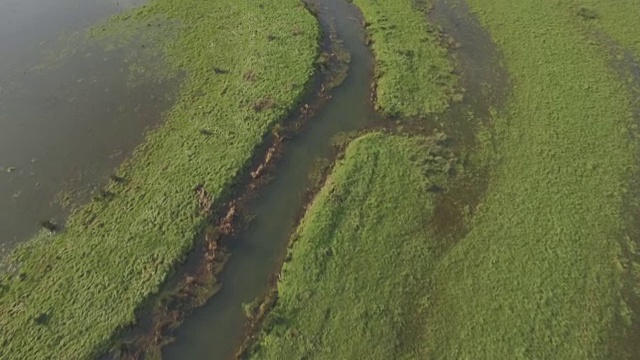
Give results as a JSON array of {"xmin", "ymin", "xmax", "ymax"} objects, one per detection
[
  {"xmin": 0, "ymin": 0, "xmax": 165, "ymax": 253},
  {"xmin": 0, "ymin": 0, "xmax": 320, "ymax": 358}
]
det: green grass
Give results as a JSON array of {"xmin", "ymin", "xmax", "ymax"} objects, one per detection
[
  {"xmin": 425, "ymin": 0, "xmax": 638, "ymax": 358},
  {"xmin": 249, "ymin": 0, "xmax": 640, "ymax": 359},
  {"xmin": 248, "ymin": 133, "xmax": 452, "ymax": 359},
  {"xmin": 352, "ymin": 0, "xmax": 457, "ymax": 117},
  {"xmin": 0, "ymin": 0, "xmax": 319, "ymax": 358},
  {"xmin": 571, "ymin": 0, "xmax": 640, "ymax": 58}
]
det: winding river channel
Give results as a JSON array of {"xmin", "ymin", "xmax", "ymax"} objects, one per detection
[
  {"xmin": 156, "ymin": 0, "xmax": 509, "ymax": 358},
  {"xmin": 161, "ymin": 0, "xmax": 378, "ymax": 358}
]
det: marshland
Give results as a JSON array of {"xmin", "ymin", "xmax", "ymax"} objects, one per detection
[{"xmin": 1, "ymin": 0, "xmax": 640, "ymax": 359}]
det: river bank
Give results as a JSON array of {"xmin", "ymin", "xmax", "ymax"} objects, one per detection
[{"xmin": 108, "ymin": 6, "xmax": 357, "ymax": 356}]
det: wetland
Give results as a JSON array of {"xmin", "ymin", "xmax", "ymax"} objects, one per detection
[{"xmin": 1, "ymin": 0, "xmax": 640, "ymax": 359}]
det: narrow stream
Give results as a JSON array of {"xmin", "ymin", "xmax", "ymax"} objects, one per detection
[
  {"xmin": 162, "ymin": 0, "xmax": 378, "ymax": 358},
  {"xmin": 155, "ymin": 0, "xmax": 513, "ymax": 358}
]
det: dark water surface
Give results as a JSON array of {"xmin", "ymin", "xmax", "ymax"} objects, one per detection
[
  {"xmin": 162, "ymin": 0, "xmax": 378, "ymax": 358},
  {"xmin": 0, "ymin": 0, "xmax": 174, "ymax": 250}
]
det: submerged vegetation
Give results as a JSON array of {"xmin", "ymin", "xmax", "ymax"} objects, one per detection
[{"xmin": 0, "ymin": 0, "xmax": 319, "ymax": 357}]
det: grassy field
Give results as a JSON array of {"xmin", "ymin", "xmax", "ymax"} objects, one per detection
[
  {"xmin": 352, "ymin": 0, "xmax": 457, "ymax": 117},
  {"xmin": 248, "ymin": 133, "xmax": 453, "ymax": 359},
  {"xmin": 424, "ymin": 0, "xmax": 638, "ymax": 358},
  {"xmin": 248, "ymin": 0, "xmax": 640, "ymax": 359},
  {"xmin": 0, "ymin": 0, "xmax": 319, "ymax": 358}
]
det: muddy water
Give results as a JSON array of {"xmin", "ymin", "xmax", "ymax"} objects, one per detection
[
  {"xmin": 162, "ymin": 1, "xmax": 378, "ymax": 359},
  {"xmin": 0, "ymin": 0, "xmax": 174, "ymax": 250}
]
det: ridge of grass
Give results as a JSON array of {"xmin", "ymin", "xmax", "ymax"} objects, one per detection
[
  {"xmin": 247, "ymin": 133, "xmax": 455, "ymax": 359},
  {"xmin": 352, "ymin": 0, "xmax": 457, "ymax": 117},
  {"xmin": 423, "ymin": 0, "xmax": 638, "ymax": 358},
  {"xmin": 0, "ymin": 0, "xmax": 319, "ymax": 358}
]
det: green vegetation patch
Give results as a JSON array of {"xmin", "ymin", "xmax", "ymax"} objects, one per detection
[
  {"xmin": 248, "ymin": 132, "xmax": 453, "ymax": 359},
  {"xmin": 353, "ymin": 0, "xmax": 456, "ymax": 117},
  {"xmin": 424, "ymin": 0, "xmax": 638, "ymax": 358},
  {"xmin": 0, "ymin": 0, "xmax": 319, "ymax": 358}
]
